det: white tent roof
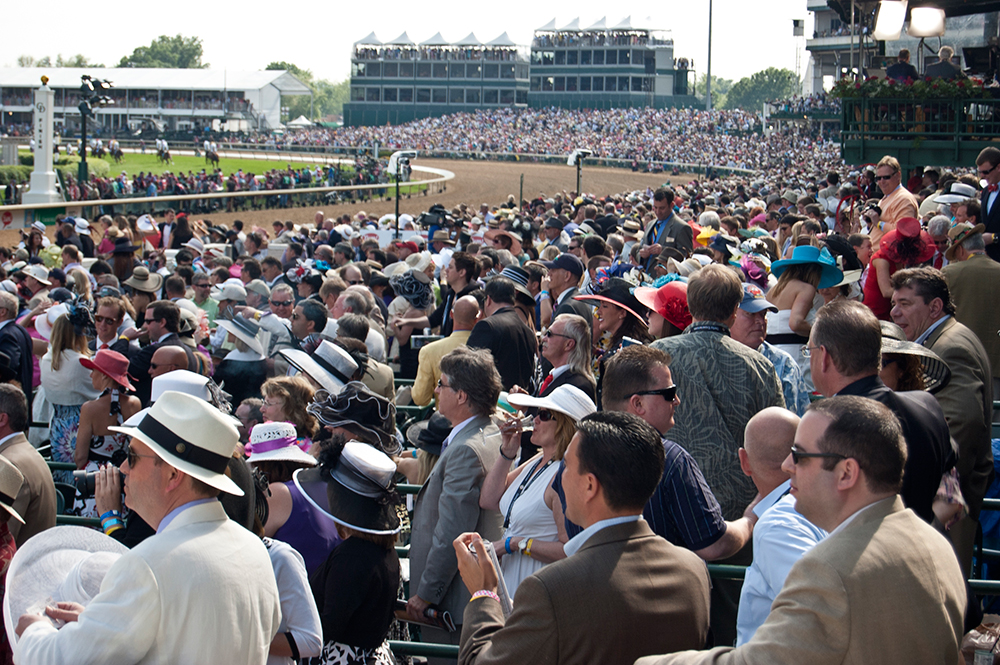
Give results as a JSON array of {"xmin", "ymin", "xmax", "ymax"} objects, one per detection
[
  {"xmin": 536, "ymin": 18, "xmax": 557, "ymax": 31},
  {"xmin": 420, "ymin": 32, "xmax": 449, "ymax": 46},
  {"xmin": 0, "ymin": 68, "xmax": 311, "ymax": 95},
  {"xmin": 287, "ymin": 115, "xmax": 313, "ymax": 127},
  {"xmin": 385, "ymin": 31, "xmax": 415, "ymax": 45},
  {"xmin": 486, "ymin": 32, "xmax": 518, "ymax": 47},
  {"xmin": 585, "ymin": 17, "xmax": 607, "ymax": 30},
  {"xmin": 454, "ymin": 32, "xmax": 481, "ymax": 46},
  {"xmin": 612, "ymin": 16, "xmax": 654, "ymax": 30},
  {"xmin": 558, "ymin": 17, "xmax": 581, "ymax": 31},
  {"xmin": 355, "ymin": 31, "xmax": 382, "ymax": 45}
]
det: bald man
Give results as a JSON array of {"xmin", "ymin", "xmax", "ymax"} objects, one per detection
[
  {"xmin": 149, "ymin": 346, "xmax": 191, "ymax": 379},
  {"xmin": 411, "ymin": 295, "xmax": 480, "ymax": 407},
  {"xmin": 735, "ymin": 407, "xmax": 827, "ymax": 645}
]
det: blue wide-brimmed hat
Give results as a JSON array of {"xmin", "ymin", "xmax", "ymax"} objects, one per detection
[{"xmin": 770, "ymin": 246, "xmax": 843, "ymax": 289}]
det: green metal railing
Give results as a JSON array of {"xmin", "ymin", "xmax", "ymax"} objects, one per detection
[{"xmin": 841, "ymin": 97, "xmax": 1000, "ymax": 140}]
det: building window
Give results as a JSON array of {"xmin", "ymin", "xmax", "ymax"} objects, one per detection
[
  {"xmin": 606, "ymin": 50, "xmax": 617, "ymax": 65},
  {"xmin": 367, "ymin": 63, "xmax": 381, "ymax": 77},
  {"xmin": 554, "ymin": 76, "xmax": 565, "ymax": 92},
  {"xmin": 467, "ymin": 63, "xmax": 482, "ymax": 79},
  {"xmin": 581, "ymin": 50, "xmax": 592, "ymax": 65},
  {"xmin": 605, "ymin": 76, "xmax": 617, "ymax": 91},
  {"xmin": 530, "ymin": 77, "xmax": 541, "ymax": 91},
  {"xmin": 400, "ymin": 62, "xmax": 415, "ymax": 77},
  {"xmin": 466, "ymin": 89, "xmax": 481, "ymax": 104},
  {"xmin": 432, "ymin": 88, "xmax": 447, "ymax": 103},
  {"xmin": 631, "ymin": 77, "xmax": 643, "ymax": 92},
  {"xmin": 484, "ymin": 89, "xmax": 499, "ymax": 103},
  {"xmin": 451, "ymin": 64, "xmax": 465, "ymax": 79},
  {"xmin": 542, "ymin": 51, "xmax": 554, "ymax": 66},
  {"xmin": 501, "ymin": 64, "xmax": 515, "ymax": 79},
  {"xmin": 399, "ymin": 88, "xmax": 414, "ymax": 102},
  {"xmin": 515, "ymin": 89, "xmax": 527, "ymax": 104},
  {"xmin": 417, "ymin": 63, "xmax": 431, "ymax": 78},
  {"xmin": 531, "ymin": 51, "xmax": 542, "ymax": 65},
  {"xmin": 555, "ymin": 51, "xmax": 566, "ymax": 65},
  {"xmin": 593, "ymin": 50, "xmax": 605, "ymax": 65},
  {"xmin": 485, "ymin": 63, "xmax": 499, "ymax": 79},
  {"xmin": 592, "ymin": 76, "xmax": 604, "ymax": 91},
  {"xmin": 450, "ymin": 88, "xmax": 464, "ymax": 104},
  {"xmin": 383, "ymin": 88, "xmax": 398, "ymax": 102},
  {"xmin": 567, "ymin": 51, "xmax": 578, "ymax": 65},
  {"xmin": 383, "ymin": 63, "xmax": 398, "ymax": 77},
  {"xmin": 416, "ymin": 88, "xmax": 431, "ymax": 103},
  {"xmin": 632, "ymin": 50, "xmax": 644, "ymax": 65},
  {"xmin": 619, "ymin": 50, "xmax": 630, "ymax": 65},
  {"xmin": 500, "ymin": 89, "xmax": 515, "ymax": 105},
  {"xmin": 432, "ymin": 63, "xmax": 448, "ymax": 78},
  {"xmin": 567, "ymin": 76, "xmax": 578, "ymax": 92},
  {"xmin": 580, "ymin": 76, "xmax": 591, "ymax": 91},
  {"xmin": 619, "ymin": 76, "xmax": 630, "ymax": 91},
  {"xmin": 352, "ymin": 62, "xmax": 367, "ymax": 77},
  {"xmin": 351, "ymin": 86, "xmax": 364, "ymax": 101},
  {"xmin": 366, "ymin": 88, "xmax": 380, "ymax": 102},
  {"xmin": 542, "ymin": 76, "xmax": 554, "ymax": 91},
  {"xmin": 515, "ymin": 63, "xmax": 528, "ymax": 78}
]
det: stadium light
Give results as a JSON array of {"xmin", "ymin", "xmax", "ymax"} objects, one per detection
[
  {"xmin": 390, "ymin": 150, "xmax": 418, "ymax": 239},
  {"xmin": 907, "ymin": 6, "xmax": 946, "ymax": 38},
  {"xmin": 568, "ymin": 149, "xmax": 593, "ymax": 195},
  {"xmin": 78, "ymin": 75, "xmax": 114, "ymax": 184},
  {"xmin": 873, "ymin": 0, "xmax": 908, "ymax": 41}
]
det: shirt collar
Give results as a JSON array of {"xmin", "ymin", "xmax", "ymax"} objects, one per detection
[
  {"xmin": 563, "ymin": 514, "xmax": 642, "ymax": 557},
  {"xmin": 0, "ymin": 433, "xmax": 18, "ymax": 448},
  {"xmin": 550, "ymin": 364, "xmax": 571, "ymax": 379},
  {"xmin": 915, "ymin": 315, "xmax": 950, "ymax": 345},
  {"xmin": 156, "ymin": 498, "xmax": 217, "ymax": 534},
  {"xmin": 829, "ymin": 499, "xmax": 883, "ymax": 537},
  {"xmin": 442, "ymin": 415, "xmax": 477, "ymax": 450},
  {"xmin": 753, "ymin": 479, "xmax": 792, "ymax": 519}
]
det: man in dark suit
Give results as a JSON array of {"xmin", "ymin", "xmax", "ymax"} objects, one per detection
[
  {"xmin": 541, "ymin": 253, "xmax": 592, "ymax": 332},
  {"xmin": 408, "ymin": 348, "xmax": 504, "ymax": 658},
  {"xmin": 89, "ymin": 297, "xmax": 132, "ymax": 357},
  {"xmin": 467, "ymin": 277, "xmax": 537, "ymax": 392},
  {"xmin": 128, "ymin": 301, "xmax": 195, "ymax": 407},
  {"xmin": 641, "ymin": 188, "xmax": 693, "ymax": 270},
  {"xmin": 810, "ymin": 300, "xmax": 954, "ymax": 523},
  {"xmin": 975, "ymin": 146, "xmax": 1000, "ymax": 262},
  {"xmin": 891, "ymin": 268, "xmax": 994, "ymax": 575},
  {"xmin": 0, "ymin": 293, "xmax": 34, "ymax": 403},
  {"xmin": 0, "ymin": 385, "xmax": 57, "ymax": 546},
  {"xmin": 455, "ymin": 411, "xmax": 711, "ymax": 665},
  {"xmin": 925, "ymin": 45, "xmax": 966, "ymax": 80},
  {"xmin": 886, "ymin": 48, "xmax": 919, "ymax": 82},
  {"xmin": 157, "ymin": 209, "xmax": 176, "ymax": 249}
]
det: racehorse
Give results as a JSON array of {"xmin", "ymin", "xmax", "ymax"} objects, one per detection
[
  {"xmin": 92, "ymin": 145, "xmax": 106, "ymax": 159},
  {"xmin": 111, "ymin": 147, "xmax": 124, "ymax": 163},
  {"xmin": 206, "ymin": 150, "xmax": 220, "ymax": 168},
  {"xmin": 157, "ymin": 149, "xmax": 172, "ymax": 165}
]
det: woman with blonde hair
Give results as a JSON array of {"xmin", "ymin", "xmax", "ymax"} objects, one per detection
[{"xmin": 260, "ymin": 376, "xmax": 319, "ymax": 451}]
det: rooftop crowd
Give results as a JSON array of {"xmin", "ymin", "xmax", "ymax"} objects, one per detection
[{"xmin": 0, "ymin": 128, "xmax": 996, "ymax": 665}]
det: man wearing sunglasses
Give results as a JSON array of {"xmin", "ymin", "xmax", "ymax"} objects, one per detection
[
  {"xmin": 870, "ymin": 155, "xmax": 918, "ymax": 249},
  {"xmin": 639, "ymin": 396, "xmax": 967, "ymax": 665},
  {"xmin": 976, "ymin": 146, "xmax": 1000, "ymax": 262}
]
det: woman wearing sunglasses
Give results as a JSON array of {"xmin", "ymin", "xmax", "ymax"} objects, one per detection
[{"xmin": 479, "ymin": 385, "xmax": 596, "ymax": 596}]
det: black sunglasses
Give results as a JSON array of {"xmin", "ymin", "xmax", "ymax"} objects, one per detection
[
  {"xmin": 874, "ymin": 174, "xmax": 896, "ymax": 182},
  {"xmin": 979, "ymin": 163, "xmax": 998, "ymax": 177},
  {"xmin": 790, "ymin": 445, "xmax": 847, "ymax": 465},
  {"xmin": 630, "ymin": 385, "xmax": 678, "ymax": 402},
  {"xmin": 271, "ymin": 300, "xmax": 293, "ymax": 307},
  {"xmin": 535, "ymin": 409, "xmax": 555, "ymax": 422}
]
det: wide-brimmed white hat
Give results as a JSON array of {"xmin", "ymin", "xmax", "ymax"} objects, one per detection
[
  {"xmin": 507, "ymin": 384, "xmax": 597, "ymax": 422},
  {"xmin": 22, "ymin": 265, "xmax": 51, "ymax": 286},
  {"xmin": 122, "ymin": 371, "xmax": 240, "ymax": 428},
  {"xmin": 246, "ymin": 422, "xmax": 317, "ymax": 466},
  {"xmin": 211, "ymin": 282, "xmax": 246, "ymax": 302},
  {"xmin": 935, "ymin": 182, "xmax": 978, "ymax": 204},
  {"xmin": 182, "ymin": 238, "xmax": 204, "ymax": 255},
  {"xmin": 136, "ymin": 214, "xmax": 157, "ymax": 234},
  {"xmin": 217, "ymin": 317, "xmax": 264, "ymax": 355},
  {"xmin": 4, "ymin": 526, "xmax": 128, "ymax": 646},
  {"xmin": 110, "ymin": 391, "xmax": 243, "ymax": 495},
  {"xmin": 279, "ymin": 340, "xmax": 358, "ymax": 395},
  {"xmin": 35, "ymin": 303, "xmax": 69, "ymax": 341}
]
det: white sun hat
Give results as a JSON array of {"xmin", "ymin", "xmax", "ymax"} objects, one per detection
[
  {"xmin": 110, "ymin": 391, "xmax": 243, "ymax": 495},
  {"xmin": 506, "ymin": 384, "xmax": 597, "ymax": 422},
  {"xmin": 246, "ymin": 422, "xmax": 317, "ymax": 466},
  {"xmin": 34, "ymin": 303, "xmax": 70, "ymax": 341},
  {"xmin": 279, "ymin": 340, "xmax": 358, "ymax": 395}
]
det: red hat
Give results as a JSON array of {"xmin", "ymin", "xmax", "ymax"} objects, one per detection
[
  {"xmin": 80, "ymin": 349, "xmax": 135, "ymax": 392},
  {"xmin": 634, "ymin": 282, "xmax": 692, "ymax": 331},
  {"xmin": 881, "ymin": 217, "xmax": 936, "ymax": 264}
]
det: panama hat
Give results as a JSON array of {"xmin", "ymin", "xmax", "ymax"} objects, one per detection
[
  {"xmin": 4, "ymin": 526, "xmax": 127, "ymax": 646},
  {"xmin": 770, "ymin": 245, "xmax": 843, "ymax": 289},
  {"xmin": 34, "ymin": 303, "xmax": 69, "ymax": 341},
  {"xmin": 211, "ymin": 282, "xmax": 246, "ymax": 302},
  {"xmin": 110, "ymin": 391, "xmax": 243, "ymax": 495},
  {"xmin": 80, "ymin": 349, "xmax": 135, "ymax": 392},
  {"xmin": 121, "ymin": 371, "xmax": 240, "ymax": 429},
  {"xmin": 484, "ymin": 228, "xmax": 523, "ymax": 255},
  {"xmin": 280, "ymin": 340, "xmax": 358, "ymax": 395},
  {"xmin": 0, "ymin": 456, "xmax": 24, "ymax": 525},
  {"xmin": 880, "ymin": 320, "xmax": 951, "ymax": 393},
  {"xmin": 295, "ymin": 441, "xmax": 401, "ymax": 535},
  {"xmin": 945, "ymin": 223, "xmax": 986, "ymax": 262},
  {"xmin": 22, "ymin": 264, "xmax": 51, "ymax": 286},
  {"xmin": 246, "ymin": 422, "xmax": 317, "ymax": 467},
  {"xmin": 635, "ymin": 281, "xmax": 692, "ymax": 331},
  {"xmin": 506, "ymin": 384, "xmax": 597, "ymax": 422},
  {"xmin": 123, "ymin": 266, "xmax": 162, "ymax": 294},
  {"xmin": 216, "ymin": 316, "xmax": 264, "ymax": 356}
]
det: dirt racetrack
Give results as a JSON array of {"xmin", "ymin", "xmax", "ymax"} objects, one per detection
[{"xmin": 2, "ymin": 158, "xmax": 691, "ymax": 246}]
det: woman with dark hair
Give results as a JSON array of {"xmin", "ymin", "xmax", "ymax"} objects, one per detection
[
  {"xmin": 24, "ymin": 229, "xmax": 45, "ymax": 259},
  {"xmin": 862, "ymin": 217, "xmax": 936, "ymax": 320},
  {"xmin": 169, "ymin": 213, "xmax": 194, "ymax": 250},
  {"xmin": 111, "ymin": 237, "xmax": 140, "ymax": 284},
  {"xmin": 387, "ymin": 269, "xmax": 434, "ymax": 380}
]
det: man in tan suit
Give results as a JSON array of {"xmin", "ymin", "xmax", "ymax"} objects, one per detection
[
  {"xmin": 0, "ymin": 385, "xmax": 56, "ymax": 546},
  {"xmin": 411, "ymin": 296, "xmax": 479, "ymax": 407},
  {"xmin": 636, "ymin": 396, "xmax": 966, "ymax": 665},
  {"xmin": 455, "ymin": 411, "xmax": 711, "ymax": 665}
]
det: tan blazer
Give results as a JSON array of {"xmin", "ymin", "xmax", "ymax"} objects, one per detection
[
  {"xmin": 943, "ymin": 253, "xmax": 1000, "ymax": 379},
  {"xmin": 460, "ymin": 520, "xmax": 711, "ymax": 665},
  {"xmin": 0, "ymin": 432, "xmax": 56, "ymax": 546},
  {"xmin": 925, "ymin": 316, "xmax": 994, "ymax": 515},
  {"xmin": 636, "ymin": 497, "xmax": 966, "ymax": 665}
]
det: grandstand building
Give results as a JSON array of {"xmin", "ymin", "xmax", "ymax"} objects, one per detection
[
  {"xmin": 343, "ymin": 18, "xmax": 698, "ymax": 127},
  {"xmin": 0, "ymin": 68, "xmax": 310, "ymax": 134}
]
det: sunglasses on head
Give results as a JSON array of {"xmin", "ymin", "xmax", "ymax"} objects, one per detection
[{"xmin": 630, "ymin": 385, "xmax": 678, "ymax": 402}]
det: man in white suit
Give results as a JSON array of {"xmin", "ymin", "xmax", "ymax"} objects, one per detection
[{"xmin": 14, "ymin": 391, "xmax": 281, "ymax": 665}]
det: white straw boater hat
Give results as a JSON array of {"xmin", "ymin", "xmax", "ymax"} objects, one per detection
[
  {"xmin": 506, "ymin": 384, "xmax": 597, "ymax": 422},
  {"xmin": 279, "ymin": 340, "xmax": 358, "ymax": 395},
  {"xmin": 4, "ymin": 526, "xmax": 127, "ymax": 646},
  {"xmin": 110, "ymin": 390, "xmax": 243, "ymax": 496},
  {"xmin": 120, "ymin": 370, "xmax": 241, "ymax": 429},
  {"xmin": 246, "ymin": 422, "xmax": 317, "ymax": 467}
]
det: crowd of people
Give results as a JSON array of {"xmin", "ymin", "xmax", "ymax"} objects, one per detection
[{"xmin": 0, "ymin": 126, "xmax": 996, "ymax": 665}]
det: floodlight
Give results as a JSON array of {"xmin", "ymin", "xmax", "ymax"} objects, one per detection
[
  {"xmin": 873, "ymin": 0, "xmax": 908, "ymax": 41},
  {"xmin": 907, "ymin": 6, "xmax": 946, "ymax": 38}
]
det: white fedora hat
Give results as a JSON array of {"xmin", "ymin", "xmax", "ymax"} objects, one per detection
[
  {"xmin": 122, "ymin": 371, "xmax": 240, "ymax": 428},
  {"xmin": 182, "ymin": 238, "xmax": 204, "ymax": 255},
  {"xmin": 935, "ymin": 182, "xmax": 978, "ymax": 204},
  {"xmin": 506, "ymin": 384, "xmax": 597, "ymax": 422},
  {"xmin": 279, "ymin": 340, "xmax": 358, "ymax": 395},
  {"xmin": 35, "ymin": 303, "xmax": 70, "ymax": 341},
  {"xmin": 23, "ymin": 264, "xmax": 51, "ymax": 286},
  {"xmin": 4, "ymin": 526, "xmax": 128, "ymax": 646},
  {"xmin": 217, "ymin": 317, "xmax": 264, "ymax": 356},
  {"xmin": 110, "ymin": 391, "xmax": 243, "ymax": 495},
  {"xmin": 246, "ymin": 422, "xmax": 317, "ymax": 466}
]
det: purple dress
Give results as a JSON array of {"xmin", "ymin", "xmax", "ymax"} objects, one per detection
[{"xmin": 274, "ymin": 474, "xmax": 343, "ymax": 576}]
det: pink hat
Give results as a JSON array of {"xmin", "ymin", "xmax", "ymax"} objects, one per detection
[{"xmin": 80, "ymin": 349, "xmax": 135, "ymax": 392}]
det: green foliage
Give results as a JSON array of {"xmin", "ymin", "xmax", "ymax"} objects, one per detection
[
  {"xmin": 16, "ymin": 54, "xmax": 102, "ymax": 68},
  {"xmin": 696, "ymin": 74, "xmax": 733, "ymax": 109},
  {"xmin": 118, "ymin": 35, "xmax": 207, "ymax": 69},
  {"xmin": 266, "ymin": 62, "xmax": 350, "ymax": 120},
  {"xmin": 0, "ymin": 166, "xmax": 32, "ymax": 185},
  {"xmin": 829, "ymin": 75, "xmax": 990, "ymax": 100},
  {"xmin": 724, "ymin": 67, "xmax": 800, "ymax": 111}
]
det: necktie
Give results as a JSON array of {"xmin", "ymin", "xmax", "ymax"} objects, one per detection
[
  {"xmin": 988, "ymin": 184, "xmax": 998, "ymax": 193},
  {"xmin": 934, "ymin": 253, "xmax": 943, "ymax": 270},
  {"xmin": 538, "ymin": 374, "xmax": 554, "ymax": 396}
]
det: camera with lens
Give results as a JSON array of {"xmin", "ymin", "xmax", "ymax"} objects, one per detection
[{"xmin": 73, "ymin": 469, "xmax": 121, "ymax": 499}]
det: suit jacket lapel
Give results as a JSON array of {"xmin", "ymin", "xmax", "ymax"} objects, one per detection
[{"xmin": 923, "ymin": 317, "xmax": 954, "ymax": 348}]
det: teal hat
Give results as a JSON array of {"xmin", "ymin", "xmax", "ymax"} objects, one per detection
[{"xmin": 770, "ymin": 246, "xmax": 843, "ymax": 289}]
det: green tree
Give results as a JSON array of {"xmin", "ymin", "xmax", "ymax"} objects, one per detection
[
  {"xmin": 724, "ymin": 67, "xmax": 800, "ymax": 111},
  {"xmin": 696, "ymin": 74, "xmax": 733, "ymax": 109},
  {"xmin": 56, "ymin": 54, "xmax": 104, "ymax": 67},
  {"xmin": 118, "ymin": 35, "xmax": 207, "ymax": 68},
  {"xmin": 266, "ymin": 62, "xmax": 349, "ymax": 120}
]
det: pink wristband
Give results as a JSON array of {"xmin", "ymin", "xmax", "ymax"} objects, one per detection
[{"xmin": 471, "ymin": 590, "xmax": 500, "ymax": 603}]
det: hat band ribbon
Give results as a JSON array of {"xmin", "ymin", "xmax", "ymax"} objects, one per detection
[
  {"xmin": 0, "ymin": 490, "xmax": 15, "ymax": 507},
  {"xmin": 313, "ymin": 354, "xmax": 352, "ymax": 385},
  {"xmin": 138, "ymin": 414, "xmax": 230, "ymax": 474},
  {"xmin": 246, "ymin": 435, "xmax": 298, "ymax": 456}
]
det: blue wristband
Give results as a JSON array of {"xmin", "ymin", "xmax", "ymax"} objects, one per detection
[{"xmin": 505, "ymin": 537, "xmax": 512, "ymax": 554}]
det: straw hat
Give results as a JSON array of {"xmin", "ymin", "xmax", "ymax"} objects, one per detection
[
  {"xmin": 280, "ymin": 340, "xmax": 359, "ymax": 395},
  {"xmin": 3, "ymin": 526, "xmax": 128, "ymax": 646},
  {"xmin": 246, "ymin": 422, "xmax": 317, "ymax": 466},
  {"xmin": 79, "ymin": 349, "xmax": 135, "ymax": 392},
  {"xmin": 0, "ymin": 455, "xmax": 24, "ymax": 524},
  {"xmin": 506, "ymin": 384, "xmax": 597, "ymax": 422},
  {"xmin": 123, "ymin": 266, "xmax": 163, "ymax": 294},
  {"xmin": 945, "ymin": 223, "xmax": 986, "ymax": 262},
  {"xmin": 110, "ymin": 391, "xmax": 243, "ymax": 495},
  {"xmin": 22, "ymin": 265, "xmax": 51, "ymax": 286},
  {"xmin": 216, "ymin": 317, "xmax": 265, "ymax": 356}
]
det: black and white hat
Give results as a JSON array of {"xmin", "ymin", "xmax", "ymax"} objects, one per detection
[{"xmin": 280, "ymin": 340, "xmax": 359, "ymax": 395}]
